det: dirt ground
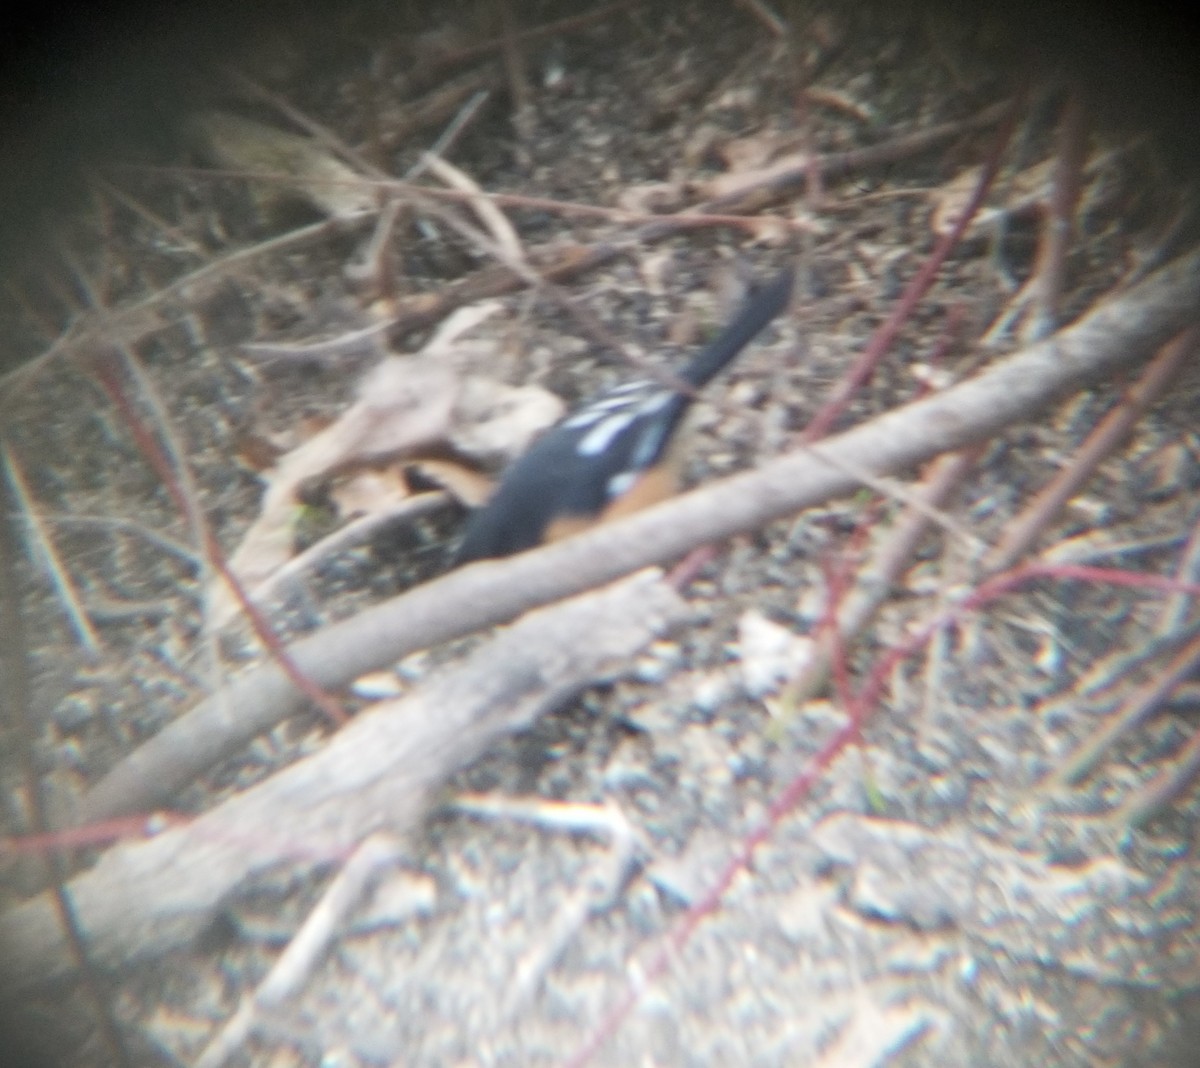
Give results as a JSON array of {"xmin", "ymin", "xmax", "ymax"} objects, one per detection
[{"xmin": 1, "ymin": 2, "xmax": 1199, "ymax": 1066}]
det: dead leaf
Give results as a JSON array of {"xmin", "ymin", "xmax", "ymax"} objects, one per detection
[
  {"xmin": 407, "ymin": 459, "xmax": 495, "ymax": 508},
  {"xmin": 616, "ymin": 181, "xmax": 686, "ymax": 215},
  {"xmin": 802, "ymin": 86, "xmax": 874, "ymax": 123},
  {"xmin": 448, "ymin": 375, "xmax": 563, "ymax": 463},
  {"xmin": 736, "ymin": 608, "xmax": 814, "ymax": 699},
  {"xmin": 235, "ymin": 430, "xmax": 285, "ymax": 472},
  {"xmin": 716, "ymin": 129, "xmax": 795, "ymax": 172},
  {"xmin": 206, "ymin": 302, "xmax": 562, "ymax": 629},
  {"xmin": 189, "ymin": 111, "xmax": 377, "ymax": 219},
  {"xmin": 928, "ymin": 155, "xmax": 1114, "ymax": 238},
  {"xmin": 697, "ymin": 151, "xmax": 811, "ymax": 201},
  {"xmin": 328, "ymin": 467, "xmax": 412, "ymax": 518},
  {"xmin": 207, "ymin": 355, "xmax": 459, "ymax": 626}
]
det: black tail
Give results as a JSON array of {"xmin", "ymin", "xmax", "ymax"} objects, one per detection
[{"xmin": 678, "ymin": 267, "xmax": 794, "ymax": 389}]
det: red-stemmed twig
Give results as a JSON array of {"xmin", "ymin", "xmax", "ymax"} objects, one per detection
[
  {"xmin": 563, "ymin": 558, "xmax": 1200, "ymax": 1066},
  {"xmin": 1022, "ymin": 89, "xmax": 1088, "ymax": 342},
  {"xmin": 88, "ymin": 348, "xmax": 347, "ymax": 726},
  {"xmin": 802, "ymin": 101, "xmax": 1020, "ymax": 442},
  {"xmin": 984, "ymin": 326, "xmax": 1199, "ymax": 573},
  {"xmin": 0, "ymin": 438, "xmax": 134, "ymax": 1068}
]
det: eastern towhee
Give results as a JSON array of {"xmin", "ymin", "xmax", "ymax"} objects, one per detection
[{"xmin": 453, "ymin": 268, "xmax": 794, "ymax": 564}]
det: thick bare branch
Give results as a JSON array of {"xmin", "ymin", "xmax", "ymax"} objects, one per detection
[
  {"xmin": 75, "ymin": 246, "xmax": 1200, "ymax": 823},
  {"xmin": 0, "ymin": 571, "xmax": 687, "ymax": 994}
]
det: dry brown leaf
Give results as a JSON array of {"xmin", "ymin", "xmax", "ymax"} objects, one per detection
[
  {"xmin": 696, "ymin": 151, "xmax": 811, "ymax": 201},
  {"xmin": 447, "ymin": 374, "xmax": 563, "ymax": 464},
  {"xmin": 802, "ymin": 86, "xmax": 874, "ymax": 123},
  {"xmin": 715, "ymin": 129, "xmax": 798, "ymax": 172},
  {"xmin": 740, "ymin": 214, "xmax": 796, "ymax": 245},
  {"xmin": 207, "ymin": 356, "xmax": 459, "ymax": 627},
  {"xmin": 407, "ymin": 458, "xmax": 495, "ymax": 509},
  {"xmin": 927, "ymin": 153, "xmax": 1124, "ymax": 238},
  {"xmin": 616, "ymin": 181, "xmax": 687, "ymax": 215},
  {"xmin": 234, "ymin": 429, "xmax": 286, "ymax": 472},
  {"xmin": 188, "ymin": 111, "xmax": 377, "ymax": 219},
  {"xmin": 327, "ymin": 466, "xmax": 413, "ymax": 518},
  {"xmin": 207, "ymin": 303, "xmax": 562, "ymax": 628}
]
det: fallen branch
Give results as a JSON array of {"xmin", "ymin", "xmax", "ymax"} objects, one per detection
[
  {"xmin": 76, "ymin": 244, "xmax": 1200, "ymax": 823},
  {"xmin": 0, "ymin": 570, "xmax": 687, "ymax": 993}
]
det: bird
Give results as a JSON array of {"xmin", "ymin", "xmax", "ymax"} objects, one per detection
[{"xmin": 453, "ymin": 267, "xmax": 794, "ymax": 565}]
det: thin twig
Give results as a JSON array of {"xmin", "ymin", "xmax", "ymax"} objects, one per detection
[
  {"xmin": 13, "ymin": 511, "xmax": 202, "ymax": 567},
  {"xmin": 91, "ymin": 347, "xmax": 347, "ymax": 727},
  {"xmin": 1, "ymin": 444, "xmax": 102, "ymax": 654},
  {"xmin": 241, "ymin": 319, "xmax": 394, "ymax": 364},
  {"xmin": 779, "ymin": 446, "xmax": 983, "ymax": 709},
  {"xmin": 1050, "ymin": 623, "xmax": 1200, "ymax": 787},
  {"xmin": 347, "ymin": 86, "xmax": 493, "ymax": 295},
  {"xmin": 0, "ymin": 439, "xmax": 132, "ymax": 1066},
  {"xmin": 1112, "ymin": 724, "xmax": 1200, "ymax": 829},
  {"xmin": 803, "ymin": 100, "xmax": 1018, "ymax": 442},
  {"xmin": 407, "ymin": 90, "xmax": 491, "ymax": 176},
  {"xmin": 242, "ymin": 491, "xmax": 449, "ymax": 617},
  {"xmin": 422, "ymin": 152, "xmax": 526, "ymax": 263},
  {"xmin": 1, "ymin": 215, "xmax": 365, "ymax": 396},
  {"xmin": 983, "ymin": 325, "xmax": 1198, "ymax": 573},
  {"xmin": 736, "ymin": 0, "xmax": 789, "ymax": 37},
  {"xmin": 195, "ymin": 833, "xmax": 408, "ymax": 1068},
  {"xmin": 90, "ymin": 174, "xmax": 208, "ymax": 258},
  {"xmin": 450, "ymin": 794, "xmax": 639, "ymax": 1017},
  {"xmin": 497, "ymin": 0, "xmax": 535, "ymax": 153},
  {"xmin": 1023, "ymin": 89, "xmax": 1088, "ymax": 342},
  {"xmin": 1156, "ymin": 506, "xmax": 1200, "ymax": 636}
]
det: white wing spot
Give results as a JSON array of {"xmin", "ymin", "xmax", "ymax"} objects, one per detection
[
  {"xmin": 628, "ymin": 419, "xmax": 670, "ymax": 468},
  {"xmin": 633, "ymin": 390, "xmax": 672, "ymax": 418},
  {"xmin": 562, "ymin": 381, "xmax": 654, "ymax": 428},
  {"xmin": 606, "ymin": 470, "xmax": 639, "ymax": 497},
  {"xmin": 577, "ymin": 408, "xmax": 638, "ymax": 455}
]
